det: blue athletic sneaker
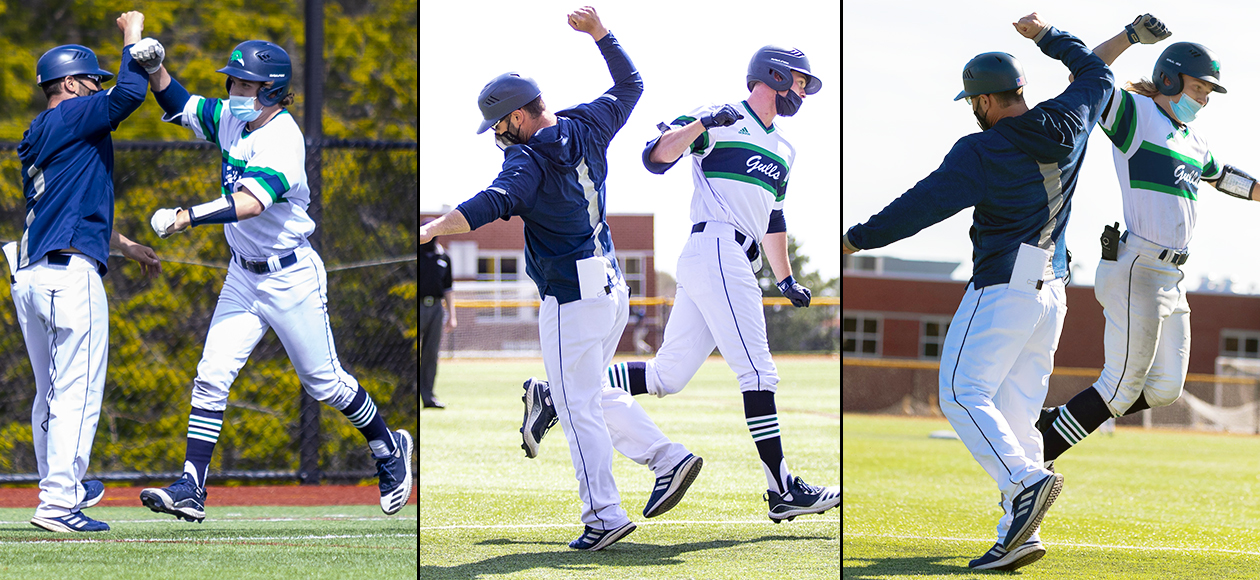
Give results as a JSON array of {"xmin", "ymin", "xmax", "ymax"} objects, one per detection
[
  {"xmin": 377, "ymin": 429, "xmax": 414, "ymax": 515},
  {"xmin": 970, "ymin": 540, "xmax": 1046, "ymax": 571},
  {"xmin": 643, "ymin": 454, "xmax": 703, "ymax": 518},
  {"xmin": 1002, "ymin": 473, "xmax": 1063, "ymax": 551},
  {"xmin": 568, "ymin": 521, "xmax": 636, "ymax": 551},
  {"xmin": 76, "ymin": 480, "xmax": 105, "ymax": 511},
  {"xmin": 30, "ymin": 511, "xmax": 110, "ymax": 533},
  {"xmin": 140, "ymin": 473, "xmax": 207, "ymax": 523}
]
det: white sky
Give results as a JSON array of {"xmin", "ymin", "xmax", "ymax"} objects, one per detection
[
  {"xmin": 420, "ymin": 0, "xmax": 841, "ymax": 281},
  {"xmin": 845, "ymin": 1, "xmax": 1260, "ymax": 293}
]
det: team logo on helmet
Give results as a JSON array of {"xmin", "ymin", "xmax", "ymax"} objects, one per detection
[
  {"xmin": 230, "ymin": 50, "xmax": 244, "ymax": 66},
  {"xmin": 1211, "ymin": 60, "xmax": 1220, "ymax": 74}
]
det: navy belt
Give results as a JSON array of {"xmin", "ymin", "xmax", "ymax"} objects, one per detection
[
  {"xmin": 236, "ymin": 251, "xmax": 297, "ymax": 274},
  {"xmin": 46, "ymin": 251, "xmax": 106, "ymax": 276},
  {"xmin": 691, "ymin": 222, "xmax": 760, "ymax": 263},
  {"xmin": 1120, "ymin": 231, "xmax": 1189, "ymax": 266}
]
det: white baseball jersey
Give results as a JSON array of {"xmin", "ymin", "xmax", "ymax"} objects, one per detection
[
  {"xmin": 677, "ymin": 102, "xmax": 795, "ymax": 239},
  {"xmin": 165, "ymin": 96, "xmax": 313, "ymax": 258},
  {"xmin": 1097, "ymin": 87, "xmax": 1222, "ymax": 250}
]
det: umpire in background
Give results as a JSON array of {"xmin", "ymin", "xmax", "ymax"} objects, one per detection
[
  {"xmin": 8, "ymin": 11, "xmax": 161, "ymax": 533},
  {"xmin": 843, "ymin": 13, "xmax": 1113, "ymax": 571},
  {"xmin": 419, "ymin": 218, "xmax": 455, "ymax": 409}
]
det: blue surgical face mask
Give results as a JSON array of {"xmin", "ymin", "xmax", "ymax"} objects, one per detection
[
  {"xmin": 228, "ymin": 95, "xmax": 262, "ymax": 122},
  {"xmin": 1170, "ymin": 92, "xmax": 1202, "ymax": 123}
]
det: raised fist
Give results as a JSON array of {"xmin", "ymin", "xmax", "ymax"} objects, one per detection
[
  {"xmin": 1126, "ymin": 14, "xmax": 1172, "ymax": 45},
  {"xmin": 701, "ymin": 104, "xmax": 744, "ymax": 129},
  {"xmin": 130, "ymin": 37, "xmax": 165, "ymax": 74}
]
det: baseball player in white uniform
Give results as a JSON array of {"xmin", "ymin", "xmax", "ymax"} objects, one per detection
[
  {"xmin": 1038, "ymin": 23, "xmax": 1260, "ymax": 465},
  {"xmin": 844, "ymin": 14, "xmax": 1113, "ymax": 570},
  {"xmin": 129, "ymin": 39, "xmax": 413, "ymax": 521},
  {"xmin": 9, "ymin": 11, "xmax": 162, "ymax": 533},
  {"xmin": 519, "ymin": 44, "xmax": 840, "ymax": 525}
]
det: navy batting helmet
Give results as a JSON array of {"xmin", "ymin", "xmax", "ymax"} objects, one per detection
[
  {"xmin": 216, "ymin": 40, "xmax": 292, "ymax": 107},
  {"xmin": 1153, "ymin": 41, "xmax": 1226, "ymax": 96},
  {"xmin": 36, "ymin": 45, "xmax": 114, "ymax": 86},
  {"xmin": 476, "ymin": 73, "xmax": 542, "ymax": 134},
  {"xmin": 954, "ymin": 52, "xmax": 1026, "ymax": 101},
  {"xmin": 746, "ymin": 45, "xmax": 821, "ymax": 95}
]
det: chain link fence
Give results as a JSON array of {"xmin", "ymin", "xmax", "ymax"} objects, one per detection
[{"xmin": 0, "ymin": 140, "xmax": 417, "ymax": 483}]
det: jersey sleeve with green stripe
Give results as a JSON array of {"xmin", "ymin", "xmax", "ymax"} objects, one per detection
[
  {"xmin": 234, "ymin": 118, "xmax": 304, "ymax": 211},
  {"xmin": 166, "ymin": 95, "xmax": 239, "ymax": 145}
]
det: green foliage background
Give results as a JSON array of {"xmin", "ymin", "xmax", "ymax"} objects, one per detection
[
  {"xmin": 756, "ymin": 235, "xmax": 841, "ymax": 352},
  {"xmin": 0, "ymin": 0, "xmax": 417, "ymax": 480}
]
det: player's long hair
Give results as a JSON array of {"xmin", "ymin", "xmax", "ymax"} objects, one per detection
[{"xmin": 1125, "ymin": 78, "xmax": 1160, "ymax": 98}]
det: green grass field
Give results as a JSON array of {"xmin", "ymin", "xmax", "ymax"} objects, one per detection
[
  {"xmin": 844, "ymin": 413, "xmax": 1260, "ymax": 579},
  {"xmin": 420, "ymin": 356, "xmax": 841, "ymax": 579},
  {"xmin": 0, "ymin": 505, "xmax": 416, "ymax": 579}
]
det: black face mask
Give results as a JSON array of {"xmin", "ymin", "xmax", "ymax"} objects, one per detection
[
  {"xmin": 495, "ymin": 117, "xmax": 523, "ymax": 151},
  {"xmin": 775, "ymin": 90, "xmax": 803, "ymax": 117},
  {"xmin": 972, "ymin": 99, "xmax": 992, "ymax": 131}
]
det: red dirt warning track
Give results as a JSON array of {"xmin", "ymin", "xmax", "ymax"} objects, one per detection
[{"xmin": 0, "ymin": 485, "xmax": 418, "ymax": 508}]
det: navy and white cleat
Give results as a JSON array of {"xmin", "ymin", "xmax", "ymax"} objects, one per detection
[
  {"xmin": 520, "ymin": 377, "xmax": 558, "ymax": 459},
  {"xmin": 643, "ymin": 454, "xmax": 703, "ymax": 518},
  {"xmin": 376, "ymin": 429, "xmax": 414, "ymax": 515},
  {"xmin": 765, "ymin": 476, "xmax": 840, "ymax": 523},
  {"xmin": 140, "ymin": 473, "xmax": 207, "ymax": 523},
  {"xmin": 31, "ymin": 511, "xmax": 110, "ymax": 532},
  {"xmin": 568, "ymin": 521, "xmax": 636, "ymax": 551},
  {"xmin": 1002, "ymin": 473, "xmax": 1063, "ymax": 551},
  {"xmin": 969, "ymin": 540, "xmax": 1046, "ymax": 571}
]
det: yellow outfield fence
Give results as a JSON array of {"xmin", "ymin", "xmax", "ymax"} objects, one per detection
[{"xmin": 439, "ymin": 295, "xmax": 840, "ymax": 358}]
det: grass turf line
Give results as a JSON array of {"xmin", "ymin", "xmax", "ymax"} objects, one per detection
[
  {"xmin": 843, "ymin": 413, "xmax": 1260, "ymax": 579},
  {"xmin": 0, "ymin": 505, "xmax": 416, "ymax": 579},
  {"xmin": 421, "ymin": 356, "xmax": 840, "ymax": 579}
]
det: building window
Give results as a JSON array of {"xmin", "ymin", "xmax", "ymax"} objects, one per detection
[
  {"xmin": 921, "ymin": 318, "xmax": 951, "ymax": 359},
  {"xmin": 1222, "ymin": 330, "xmax": 1260, "ymax": 358},
  {"xmin": 618, "ymin": 255, "xmax": 646, "ymax": 297},
  {"xmin": 474, "ymin": 253, "xmax": 533, "ymax": 322},
  {"xmin": 842, "ymin": 315, "xmax": 880, "ymax": 356}
]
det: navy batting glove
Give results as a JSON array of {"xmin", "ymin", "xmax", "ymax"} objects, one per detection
[
  {"xmin": 701, "ymin": 104, "xmax": 743, "ymax": 129},
  {"xmin": 777, "ymin": 275, "xmax": 811, "ymax": 308}
]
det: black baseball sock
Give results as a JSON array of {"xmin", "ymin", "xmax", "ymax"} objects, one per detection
[
  {"xmin": 338, "ymin": 387, "xmax": 397, "ymax": 458},
  {"xmin": 607, "ymin": 362, "xmax": 648, "ymax": 396},
  {"xmin": 1122, "ymin": 392, "xmax": 1151, "ymax": 416},
  {"xmin": 184, "ymin": 407, "xmax": 224, "ymax": 488},
  {"xmin": 1041, "ymin": 387, "xmax": 1113, "ymax": 462},
  {"xmin": 744, "ymin": 390, "xmax": 790, "ymax": 495}
]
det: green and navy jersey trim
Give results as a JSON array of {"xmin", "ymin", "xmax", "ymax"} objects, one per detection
[
  {"xmin": 1129, "ymin": 141, "xmax": 1204, "ymax": 200},
  {"xmin": 671, "ymin": 115, "xmax": 710, "ymax": 154},
  {"xmin": 701, "ymin": 141, "xmax": 789, "ymax": 199},
  {"xmin": 196, "ymin": 98, "xmax": 224, "ymax": 144},
  {"xmin": 741, "ymin": 101, "xmax": 773, "ymax": 134},
  {"xmin": 1101, "ymin": 89, "xmax": 1137, "ymax": 154},
  {"xmin": 241, "ymin": 167, "xmax": 291, "ymax": 202}
]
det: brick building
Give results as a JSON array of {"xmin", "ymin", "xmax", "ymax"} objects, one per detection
[
  {"xmin": 842, "ymin": 255, "xmax": 1260, "ymax": 373},
  {"xmin": 422, "ymin": 211, "xmax": 656, "ymax": 354}
]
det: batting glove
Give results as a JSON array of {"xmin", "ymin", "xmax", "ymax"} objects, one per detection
[
  {"xmin": 150, "ymin": 207, "xmax": 182, "ymax": 239},
  {"xmin": 1125, "ymin": 14, "xmax": 1171, "ymax": 45},
  {"xmin": 776, "ymin": 275, "xmax": 811, "ymax": 308},
  {"xmin": 130, "ymin": 37, "xmax": 166, "ymax": 74},
  {"xmin": 701, "ymin": 104, "xmax": 743, "ymax": 129}
]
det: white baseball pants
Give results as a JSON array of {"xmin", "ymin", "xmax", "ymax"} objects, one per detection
[
  {"xmin": 191, "ymin": 246, "xmax": 359, "ymax": 412},
  {"xmin": 938, "ymin": 279, "xmax": 1064, "ymax": 541},
  {"xmin": 12, "ymin": 254, "xmax": 109, "ymax": 518},
  {"xmin": 1090, "ymin": 232, "xmax": 1190, "ymax": 414},
  {"xmin": 540, "ymin": 284, "xmax": 632, "ymax": 531},
  {"xmin": 644, "ymin": 224, "xmax": 778, "ymax": 396}
]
